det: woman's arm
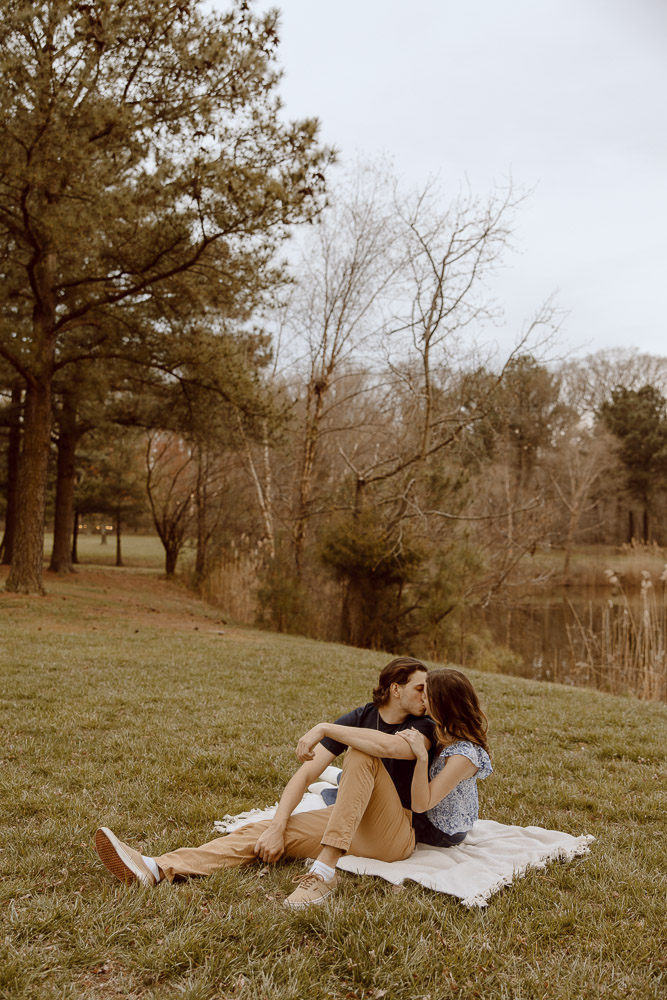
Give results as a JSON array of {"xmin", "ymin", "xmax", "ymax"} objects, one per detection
[
  {"xmin": 399, "ymin": 729, "xmax": 478, "ymax": 812},
  {"xmin": 296, "ymin": 723, "xmax": 423, "ymax": 763}
]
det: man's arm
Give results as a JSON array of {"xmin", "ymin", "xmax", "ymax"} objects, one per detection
[
  {"xmin": 296, "ymin": 723, "xmax": 424, "ymax": 763},
  {"xmin": 253, "ymin": 743, "xmax": 335, "ymax": 863}
]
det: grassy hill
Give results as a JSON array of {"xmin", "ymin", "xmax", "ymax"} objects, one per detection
[{"xmin": 1, "ymin": 566, "xmax": 665, "ymax": 1000}]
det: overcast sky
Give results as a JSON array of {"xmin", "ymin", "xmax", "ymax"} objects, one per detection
[{"xmin": 216, "ymin": 0, "xmax": 667, "ymax": 360}]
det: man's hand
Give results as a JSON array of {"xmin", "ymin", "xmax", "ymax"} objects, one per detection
[
  {"xmin": 253, "ymin": 824, "xmax": 286, "ymax": 863},
  {"xmin": 398, "ymin": 727, "xmax": 429, "ymax": 761},
  {"xmin": 296, "ymin": 724, "xmax": 325, "ymax": 762}
]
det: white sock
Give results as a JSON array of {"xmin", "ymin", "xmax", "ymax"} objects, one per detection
[
  {"xmin": 142, "ymin": 855, "xmax": 161, "ymax": 882},
  {"xmin": 309, "ymin": 859, "xmax": 336, "ymax": 882}
]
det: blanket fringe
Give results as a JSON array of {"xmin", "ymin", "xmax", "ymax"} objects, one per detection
[
  {"xmin": 214, "ymin": 805, "xmax": 278, "ymax": 833},
  {"xmin": 459, "ymin": 835, "xmax": 595, "ymax": 908}
]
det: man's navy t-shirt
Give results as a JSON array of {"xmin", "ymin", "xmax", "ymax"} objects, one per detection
[{"xmin": 319, "ymin": 703, "xmax": 436, "ymax": 810}]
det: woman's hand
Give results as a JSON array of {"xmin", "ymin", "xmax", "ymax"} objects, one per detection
[
  {"xmin": 296, "ymin": 724, "xmax": 325, "ymax": 762},
  {"xmin": 398, "ymin": 728, "xmax": 428, "ymax": 761}
]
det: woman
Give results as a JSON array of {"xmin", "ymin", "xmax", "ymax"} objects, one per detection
[{"xmin": 399, "ymin": 667, "xmax": 492, "ymax": 847}]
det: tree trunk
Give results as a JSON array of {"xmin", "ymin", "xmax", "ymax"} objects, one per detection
[
  {"xmin": 420, "ymin": 332, "xmax": 433, "ymax": 460},
  {"xmin": 562, "ymin": 540, "xmax": 572, "ymax": 582},
  {"xmin": 643, "ymin": 507, "xmax": 649, "ymax": 544},
  {"xmin": 339, "ymin": 478, "xmax": 368, "ymax": 644},
  {"xmin": 49, "ymin": 391, "xmax": 78, "ymax": 573},
  {"xmin": 5, "ymin": 378, "xmax": 52, "ymax": 594},
  {"xmin": 165, "ymin": 545, "xmax": 178, "ymax": 576},
  {"xmin": 4, "ymin": 244, "xmax": 58, "ymax": 593},
  {"xmin": 71, "ymin": 507, "xmax": 80, "ymax": 564},
  {"xmin": 260, "ymin": 420, "xmax": 275, "ymax": 559},
  {"xmin": 194, "ymin": 451, "xmax": 207, "ymax": 585},
  {"xmin": 115, "ymin": 511, "xmax": 123, "ymax": 567},
  {"xmin": 293, "ymin": 381, "xmax": 327, "ymax": 575},
  {"xmin": 0, "ymin": 383, "xmax": 22, "ymax": 566},
  {"xmin": 341, "ymin": 575, "xmax": 366, "ymax": 646},
  {"xmin": 239, "ymin": 415, "xmax": 275, "ymax": 559},
  {"xmin": 562, "ymin": 514, "xmax": 578, "ymax": 584},
  {"xmin": 628, "ymin": 509, "xmax": 635, "ymax": 544}
]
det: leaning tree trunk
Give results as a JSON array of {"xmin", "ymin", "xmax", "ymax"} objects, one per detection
[
  {"xmin": 5, "ymin": 377, "xmax": 53, "ymax": 594},
  {"xmin": 238, "ymin": 415, "xmax": 275, "ymax": 559},
  {"xmin": 49, "ymin": 390, "xmax": 78, "ymax": 573},
  {"xmin": 0, "ymin": 383, "xmax": 22, "ymax": 565},
  {"xmin": 293, "ymin": 380, "xmax": 327, "ymax": 575}
]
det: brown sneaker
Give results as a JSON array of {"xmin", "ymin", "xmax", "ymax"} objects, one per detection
[
  {"xmin": 95, "ymin": 827, "xmax": 156, "ymax": 886},
  {"xmin": 284, "ymin": 870, "xmax": 339, "ymax": 909}
]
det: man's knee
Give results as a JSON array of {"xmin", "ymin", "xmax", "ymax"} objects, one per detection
[{"xmin": 342, "ymin": 748, "xmax": 379, "ymax": 772}]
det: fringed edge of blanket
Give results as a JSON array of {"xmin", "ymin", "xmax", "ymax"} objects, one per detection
[
  {"xmin": 214, "ymin": 805, "xmax": 279, "ymax": 834},
  {"xmin": 458, "ymin": 834, "xmax": 596, "ymax": 908}
]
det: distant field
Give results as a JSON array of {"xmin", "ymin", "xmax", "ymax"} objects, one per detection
[
  {"xmin": 0, "ymin": 566, "xmax": 665, "ymax": 1000},
  {"xmin": 528, "ymin": 543, "xmax": 667, "ymax": 588},
  {"xmin": 39, "ymin": 532, "xmax": 667, "ymax": 585},
  {"xmin": 42, "ymin": 532, "xmax": 166, "ymax": 569}
]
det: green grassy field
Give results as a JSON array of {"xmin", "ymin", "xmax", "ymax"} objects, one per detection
[
  {"xmin": 43, "ymin": 533, "xmax": 166, "ymax": 570},
  {"xmin": 1, "ymin": 567, "xmax": 665, "ymax": 1000}
]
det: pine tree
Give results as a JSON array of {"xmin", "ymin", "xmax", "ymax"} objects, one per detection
[{"xmin": 0, "ymin": 0, "xmax": 330, "ymax": 592}]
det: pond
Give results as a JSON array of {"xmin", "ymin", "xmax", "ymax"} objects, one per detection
[{"xmin": 477, "ymin": 584, "xmax": 667, "ymax": 701}]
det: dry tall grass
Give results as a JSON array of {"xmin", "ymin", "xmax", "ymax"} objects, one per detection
[
  {"xmin": 561, "ymin": 566, "xmax": 667, "ymax": 701},
  {"xmin": 202, "ymin": 545, "xmax": 343, "ymax": 640},
  {"xmin": 200, "ymin": 544, "xmax": 262, "ymax": 622}
]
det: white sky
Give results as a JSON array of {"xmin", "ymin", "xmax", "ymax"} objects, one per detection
[{"xmin": 215, "ymin": 0, "xmax": 667, "ymax": 360}]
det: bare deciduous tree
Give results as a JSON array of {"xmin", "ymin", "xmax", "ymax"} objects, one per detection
[
  {"xmin": 284, "ymin": 162, "xmax": 405, "ymax": 573},
  {"xmin": 549, "ymin": 426, "xmax": 620, "ymax": 579},
  {"xmin": 145, "ymin": 432, "xmax": 196, "ymax": 577}
]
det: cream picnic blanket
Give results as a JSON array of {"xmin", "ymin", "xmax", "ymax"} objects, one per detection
[{"xmin": 214, "ymin": 767, "xmax": 594, "ymax": 908}]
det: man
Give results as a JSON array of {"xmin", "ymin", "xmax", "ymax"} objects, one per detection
[{"xmin": 95, "ymin": 656, "xmax": 434, "ymax": 908}]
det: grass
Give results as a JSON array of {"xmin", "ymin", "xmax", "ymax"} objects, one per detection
[
  {"xmin": 1, "ymin": 566, "xmax": 666, "ymax": 999},
  {"xmin": 43, "ymin": 533, "xmax": 166, "ymax": 570},
  {"xmin": 527, "ymin": 543, "xmax": 667, "ymax": 589}
]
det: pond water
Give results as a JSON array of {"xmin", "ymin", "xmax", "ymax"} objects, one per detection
[{"xmin": 476, "ymin": 585, "xmax": 667, "ymax": 701}]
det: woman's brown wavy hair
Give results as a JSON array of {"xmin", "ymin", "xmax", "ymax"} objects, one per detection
[{"xmin": 426, "ymin": 668, "xmax": 489, "ymax": 753}]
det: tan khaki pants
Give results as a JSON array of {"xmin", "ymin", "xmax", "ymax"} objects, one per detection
[{"xmin": 154, "ymin": 748, "xmax": 415, "ymax": 882}]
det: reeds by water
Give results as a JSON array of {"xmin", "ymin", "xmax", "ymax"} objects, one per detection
[{"xmin": 561, "ymin": 566, "xmax": 667, "ymax": 701}]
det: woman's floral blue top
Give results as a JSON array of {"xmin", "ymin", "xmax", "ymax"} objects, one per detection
[{"xmin": 426, "ymin": 740, "xmax": 493, "ymax": 835}]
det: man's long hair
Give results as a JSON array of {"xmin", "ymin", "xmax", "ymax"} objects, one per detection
[
  {"xmin": 372, "ymin": 657, "xmax": 427, "ymax": 707},
  {"xmin": 426, "ymin": 668, "xmax": 489, "ymax": 753}
]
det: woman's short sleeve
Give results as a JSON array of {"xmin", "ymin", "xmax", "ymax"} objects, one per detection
[{"xmin": 441, "ymin": 741, "xmax": 492, "ymax": 780}]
